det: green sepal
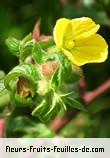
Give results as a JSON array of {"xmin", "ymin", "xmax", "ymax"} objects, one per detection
[
  {"xmin": 32, "ymin": 42, "xmax": 43, "ymax": 64},
  {"xmin": 4, "ymin": 64, "xmax": 41, "ymax": 94}
]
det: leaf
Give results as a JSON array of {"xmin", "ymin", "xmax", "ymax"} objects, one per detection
[
  {"xmin": 32, "ymin": 99, "xmax": 47, "ymax": 116},
  {"xmin": 32, "ymin": 93, "xmax": 61, "ymax": 122},
  {"xmin": 42, "ymin": 103, "xmax": 60, "ymax": 121},
  {"xmin": 67, "ymin": 97, "xmax": 85, "ymax": 111},
  {"xmin": 6, "ymin": 37, "xmax": 20, "ymax": 56},
  {"xmin": 32, "ymin": 42, "xmax": 43, "ymax": 64},
  {"xmin": 32, "ymin": 98, "xmax": 51, "ymax": 121},
  {"xmin": 19, "ymin": 33, "xmax": 33, "ymax": 60},
  {"xmin": 20, "ymin": 44, "xmax": 33, "ymax": 60},
  {"xmin": 50, "ymin": 66, "xmax": 62, "ymax": 90},
  {"xmin": 20, "ymin": 33, "xmax": 32, "ymax": 48},
  {"xmin": 44, "ymin": 94, "xmax": 66, "ymax": 119}
]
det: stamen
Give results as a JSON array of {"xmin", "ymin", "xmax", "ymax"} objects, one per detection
[{"xmin": 65, "ymin": 40, "xmax": 75, "ymax": 50}]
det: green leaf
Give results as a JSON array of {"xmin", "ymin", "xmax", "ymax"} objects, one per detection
[
  {"xmin": 44, "ymin": 93, "xmax": 66, "ymax": 119},
  {"xmin": 32, "ymin": 93, "xmax": 61, "ymax": 122},
  {"xmin": 32, "ymin": 42, "xmax": 43, "ymax": 64},
  {"xmin": 19, "ymin": 33, "xmax": 33, "ymax": 60},
  {"xmin": 43, "ymin": 102, "xmax": 60, "ymax": 121},
  {"xmin": 50, "ymin": 66, "xmax": 62, "ymax": 90},
  {"xmin": 67, "ymin": 97, "xmax": 85, "ymax": 111},
  {"xmin": 4, "ymin": 64, "xmax": 41, "ymax": 93},
  {"xmin": 20, "ymin": 44, "xmax": 33, "ymax": 60},
  {"xmin": 6, "ymin": 37, "xmax": 20, "ymax": 56},
  {"xmin": 20, "ymin": 33, "xmax": 32, "ymax": 48},
  {"xmin": 32, "ymin": 99, "xmax": 51, "ymax": 121},
  {"xmin": 32, "ymin": 99, "xmax": 47, "ymax": 116}
]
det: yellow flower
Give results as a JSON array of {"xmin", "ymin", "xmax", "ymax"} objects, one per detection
[{"xmin": 53, "ymin": 17, "xmax": 108, "ymax": 66}]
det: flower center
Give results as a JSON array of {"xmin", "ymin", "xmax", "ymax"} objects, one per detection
[{"xmin": 65, "ymin": 40, "xmax": 75, "ymax": 50}]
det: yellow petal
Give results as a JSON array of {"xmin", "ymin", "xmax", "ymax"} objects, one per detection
[
  {"xmin": 71, "ymin": 17, "xmax": 100, "ymax": 40},
  {"xmin": 53, "ymin": 18, "xmax": 72, "ymax": 48},
  {"xmin": 62, "ymin": 34, "xmax": 108, "ymax": 66}
]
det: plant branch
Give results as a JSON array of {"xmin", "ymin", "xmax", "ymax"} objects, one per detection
[
  {"xmin": 51, "ymin": 78, "xmax": 110, "ymax": 133},
  {"xmin": 79, "ymin": 78, "xmax": 110, "ymax": 104}
]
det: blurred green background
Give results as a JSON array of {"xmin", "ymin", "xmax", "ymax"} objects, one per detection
[{"xmin": 1, "ymin": 0, "xmax": 110, "ymax": 137}]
